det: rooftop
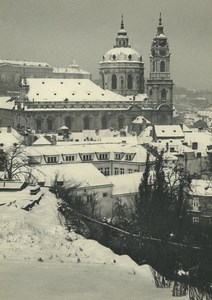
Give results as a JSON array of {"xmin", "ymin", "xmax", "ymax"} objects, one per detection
[{"xmin": 24, "ymin": 78, "xmax": 132, "ymax": 102}]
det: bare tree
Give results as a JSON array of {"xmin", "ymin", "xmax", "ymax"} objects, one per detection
[{"xmin": 0, "ymin": 143, "xmax": 31, "ymax": 181}]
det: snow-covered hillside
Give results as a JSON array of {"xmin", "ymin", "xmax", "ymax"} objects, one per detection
[{"xmin": 0, "ymin": 188, "xmax": 188, "ymax": 299}]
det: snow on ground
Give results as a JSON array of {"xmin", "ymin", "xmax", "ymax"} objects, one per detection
[{"xmin": 0, "ymin": 188, "xmax": 188, "ymax": 299}]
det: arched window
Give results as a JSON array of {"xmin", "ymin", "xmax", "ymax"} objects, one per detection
[
  {"xmin": 101, "ymin": 115, "xmax": 108, "ymax": 129},
  {"xmin": 111, "ymin": 74, "xmax": 117, "ymax": 90},
  {"xmin": 84, "ymin": 116, "xmax": 90, "ymax": 130},
  {"xmin": 36, "ymin": 118, "xmax": 42, "ymax": 131},
  {"xmin": 120, "ymin": 76, "xmax": 124, "ymax": 89},
  {"xmin": 118, "ymin": 115, "xmax": 125, "ymax": 129},
  {"xmin": 65, "ymin": 116, "xmax": 72, "ymax": 129},
  {"xmin": 153, "ymin": 61, "xmax": 156, "ymax": 72},
  {"xmin": 160, "ymin": 61, "xmax": 165, "ymax": 72},
  {"xmin": 161, "ymin": 89, "xmax": 167, "ymax": 100},
  {"xmin": 127, "ymin": 74, "xmax": 133, "ymax": 89},
  {"xmin": 47, "ymin": 117, "xmax": 53, "ymax": 131}
]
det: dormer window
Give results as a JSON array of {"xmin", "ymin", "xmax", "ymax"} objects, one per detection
[
  {"xmin": 128, "ymin": 54, "xmax": 132, "ymax": 61},
  {"xmin": 80, "ymin": 153, "xmax": 94, "ymax": 161},
  {"xmin": 114, "ymin": 152, "xmax": 124, "ymax": 160},
  {"xmin": 96, "ymin": 153, "xmax": 110, "ymax": 160},
  {"xmin": 112, "ymin": 55, "xmax": 116, "ymax": 60},
  {"xmin": 125, "ymin": 153, "xmax": 135, "ymax": 161}
]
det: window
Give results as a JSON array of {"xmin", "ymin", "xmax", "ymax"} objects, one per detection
[
  {"xmin": 47, "ymin": 156, "xmax": 57, "ymax": 163},
  {"xmin": 65, "ymin": 116, "xmax": 72, "ymax": 129},
  {"xmin": 125, "ymin": 154, "xmax": 135, "ymax": 161},
  {"xmin": 84, "ymin": 116, "xmax": 90, "ymax": 130},
  {"xmin": 193, "ymin": 198, "xmax": 200, "ymax": 209},
  {"xmin": 97, "ymin": 153, "xmax": 109, "ymax": 160},
  {"xmin": 127, "ymin": 74, "xmax": 133, "ymax": 89},
  {"xmin": 115, "ymin": 153, "xmax": 124, "ymax": 160},
  {"xmin": 160, "ymin": 61, "xmax": 165, "ymax": 72},
  {"xmin": 196, "ymin": 152, "xmax": 202, "ymax": 158},
  {"xmin": 101, "ymin": 115, "xmax": 108, "ymax": 129},
  {"xmin": 128, "ymin": 169, "xmax": 133, "ymax": 173},
  {"xmin": 103, "ymin": 192, "xmax": 108, "ymax": 197},
  {"xmin": 153, "ymin": 61, "xmax": 156, "ymax": 72},
  {"xmin": 114, "ymin": 168, "xmax": 119, "ymax": 175},
  {"xmin": 120, "ymin": 168, "xmax": 125, "ymax": 174},
  {"xmin": 87, "ymin": 194, "xmax": 93, "ymax": 203},
  {"xmin": 98, "ymin": 168, "xmax": 104, "ymax": 174},
  {"xmin": 118, "ymin": 115, "xmax": 125, "ymax": 129},
  {"xmin": 65, "ymin": 155, "xmax": 75, "ymax": 162},
  {"xmin": 47, "ymin": 117, "xmax": 53, "ymax": 131},
  {"xmin": 161, "ymin": 89, "xmax": 167, "ymax": 101},
  {"xmin": 112, "ymin": 74, "xmax": 117, "ymax": 89},
  {"xmin": 81, "ymin": 154, "xmax": 93, "ymax": 161},
  {"xmin": 193, "ymin": 217, "xmax": 199, "ymax": 224},
  {"xmin": 104, "ymin": 167, "xmax": 110, "ymax": 176},
  {"xmin": 128, "ymin": 55, "xmax": 132, "ymax": 60},
  {"xmin": 36, "ymin": 118, "xmax": 42, "ymax": 131}
]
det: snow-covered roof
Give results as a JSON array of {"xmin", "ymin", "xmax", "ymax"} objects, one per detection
[
  {"xmin": 0, "ymin": 59, "xmax": 50, "ymax": 67},
  {"xmin": 25, "ymin": 78, "xmax": 128, "ymax": 102},
  {"xmin": 0, "ymin": 127, "xmax": 22, "ymax": 147},
  {"xmin": 132, "ymin": 116, "xmax": 151, "ymax": 124},
  {"xmin": 102, "ymin": 47, "xmax": 141, "ymax": 63},
  {"xmin": 33, "ymin": 163, "xmax": 112, "ymax": 188},
  {"xmin": 0, "ymin": 97, "xmax": 15, "ymax": 110},
  {"xmin": 108, "ymin": 172, "xmax": 143, "ymax": 196},
  {"xmin": 191, "ymin": 180, "xmax": 212, "ymax": 196},
  {"xmin": 32, "ymin": 136, "xmax": 52, "ymax": 146},
  {"xmin": 154, "ymin": 125, "xmax": 184, "ymax": 139},
  {"xmin": 53, "ymin": 66, "xmax": 90, "ymax": 75}
]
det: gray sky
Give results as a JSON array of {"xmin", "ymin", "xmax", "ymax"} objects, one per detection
[{"xmin": 0, "ymin": 0, "xmax": 211, "ymax": 90}]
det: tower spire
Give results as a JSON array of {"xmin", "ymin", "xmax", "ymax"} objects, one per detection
[
  {"xmin": 159, "ymin": 12, "xmax": 162, "ymax": 25},
  {"xmin": 157, "ymin": 12, "xmax": 164, "ymax": 35},
  {"xmin": 121, "ymin": 14, "xmax": 124, "ymax": 30}
]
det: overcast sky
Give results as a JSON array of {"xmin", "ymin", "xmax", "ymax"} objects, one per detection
[{"xmin": 0, "ymin": 0, "xmax": 211, "ymax": 90}]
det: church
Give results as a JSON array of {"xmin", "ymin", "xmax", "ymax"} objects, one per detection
[{"xmin": 12, "ymin": 14, "xmax": 174, "ymax": 133}]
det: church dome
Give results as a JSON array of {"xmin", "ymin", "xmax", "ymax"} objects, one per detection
[{"xmin": 103, "ymin": 47, "xmax": 142, "ymax": 62}]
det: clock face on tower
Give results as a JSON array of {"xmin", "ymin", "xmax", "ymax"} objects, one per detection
[{"xmin": 160, "ymin": 50, "xmax": 166, "ymax": 56}]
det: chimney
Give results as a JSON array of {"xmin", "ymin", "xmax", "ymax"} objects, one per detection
[{"xmin": 52, "ymin": 135, "xmax": 57, "ymax": 145}]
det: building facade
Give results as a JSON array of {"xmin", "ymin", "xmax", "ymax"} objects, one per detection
[
  {"xmin": 99, "ymin": 16, "xmax": 145, "ymax": 96},
  {"xmin": 146, "ymin": 14, "xmax": 174, "ymax": 124},
  {"xmin": 0, "ymin": 59, "xmax": 91, "ymax": 95}
]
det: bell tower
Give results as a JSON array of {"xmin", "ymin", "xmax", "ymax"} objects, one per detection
[{"xmin": 146, "ymin": 13, "xmax": 174, "ymax": 117}]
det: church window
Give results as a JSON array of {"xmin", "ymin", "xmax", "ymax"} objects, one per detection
[
  {"xmin": 149, "ymin": 89, "xmax": 152, "ymax": 96},
  {"xmin": 128, "ymin": 55, "xmax": 132, "ymax": 61},
  {"xmin": 121, "ymin": 76, "xmax": 124, "ymax": 89},
  {"xmin": 112, "ymin": 55, "xmax": 116, "ymax": 60},
  {"xmin": 47, "ymin": 117, "xmax": 53, "ymax": 131},
  {"xmin": 127, "ymin": 74, "xmax": 133, "ymax": 89},
  {"xmin": 118, "ymin": 115, "xmax": 125, "ymax": 129},
  {"xmin": 153, "ymin": 61, "xmax": 156, "ymax": 72},
  {"xmin": 84, "ymin": 116, "xmax": 90, "ymax": 130},
  {"xmin": 101, "ymin": 115, "xmax": 108, "ymax": 129},
  {"xmin": 65, "ymin": 116, "xmax": 72, "ymax": 129},
  {"xmin": 161, "ymin": 89, "xmax": 167, "ymax": 100},
  {"xmin": 160, "ymin": 61, "xmax": 165, "ymax": 72},
  {"xmin": 111, "ymin": 74, "xmax": 117, "ymax": 90},
  {"xmin": 36, "ymin": 118, "xmax": 42, "ymax": 131}
]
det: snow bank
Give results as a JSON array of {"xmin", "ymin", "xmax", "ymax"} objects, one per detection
[{"xmin": 0, "ymin": 188, "xmax": 188, "ymax": 299}]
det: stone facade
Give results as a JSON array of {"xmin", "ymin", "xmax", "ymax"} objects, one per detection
[{"xmin": 146, "ymin": 13, "xmax": 174, "ymax": 118}]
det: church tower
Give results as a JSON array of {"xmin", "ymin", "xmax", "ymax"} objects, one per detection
[
  {"xmin": 146, "ymin": 14, "xmax": 174, "ymax": 124},
  {"xmin": 99, "ymin": 16, "xmax": 144, "ymax": 96}
]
